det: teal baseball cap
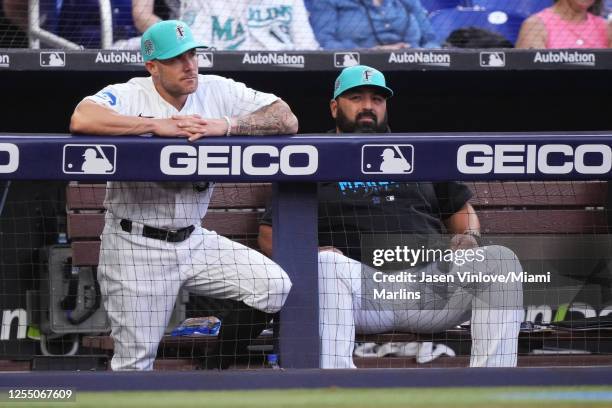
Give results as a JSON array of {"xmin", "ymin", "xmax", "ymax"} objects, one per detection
[
  {"xmin": 141, "ymin": 20, "xmax": 206, "ymax": 62},
  {"xmin": 333, "ymin": 65, "xmax": 393, "ymax": 99}
]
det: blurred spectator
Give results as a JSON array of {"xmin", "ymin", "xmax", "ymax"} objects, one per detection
[
  {"xmin": 516, "ymin": 0, "xmax": 611, "ymax": 48},
  {"xmin": 309, "ymin": 0, "xmax": 439, "ymax": 49},
  {"xmin": 133, "ymin": 0, "xmax": 180, "ymax": 33},
  {"xmin": 3, "ymin": 0, "xmax": 26, "ymax": 30},
  {"xmin": 1, "ymin": 0, "xmax": 28, "ymax": 47},
  {"xmin": 180, "ymin": 0, "xmax": 319, "ymax": 50}
]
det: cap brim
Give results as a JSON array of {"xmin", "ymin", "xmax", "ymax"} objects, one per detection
[
  {"xmin": 377, "ymin": 86, "xmax": 393, "ymax": 98},
  {"xmin": 335, "ymin": 84, "xmax": 394, "ymax": 99},
  {"xmin": 156, "ymin": 41, "xmax": 208, "ymax": 61}
]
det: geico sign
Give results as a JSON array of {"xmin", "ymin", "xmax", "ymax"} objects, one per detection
[
  {"xmin": 457, "ymin": 144, "xmax": 611, "ymax": 175},
  {"xmin": 0, "ymin": 143, "xmax": 19, "ymax": 173},
  {"xmin": 160, "ymin": 145, "xmax": 318, "ymax": 176}
]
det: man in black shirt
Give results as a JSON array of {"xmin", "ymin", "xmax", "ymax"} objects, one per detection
[{"xmin": 259, "ymin": 65, "xmax": 523, "ymax": 368}]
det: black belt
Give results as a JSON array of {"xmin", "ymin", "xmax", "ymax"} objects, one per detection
[{"xmin": 120, "ymin": 219, "xmax": 194, "ymax": 243}]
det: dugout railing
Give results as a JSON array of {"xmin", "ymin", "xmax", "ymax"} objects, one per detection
[{"xmin": 1, "ymin": 133, "xmax": 612, "ymax": 369}]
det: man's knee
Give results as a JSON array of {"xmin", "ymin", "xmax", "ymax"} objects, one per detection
[
  {"xmin": 318, "ymin": 250, "xmax": 347, "ymax": 264},
  {"xmin": 317, "ymin": 251, "xmax": 356, "ymax": 279},
  {"xmin": 255, "ymin": 264, "xmax": 292, "ymax": 313},
  {"xmin": 474, "ymin": 245, "xmax": 524, "ymax": 307},
  {"xmin": 483, "ymin": 245, "xmax": 518, "ymax": 261},
  {"xmin": 481, "ymin": 245, "xmax": 522, "ymax": 274},
  {"xmin": 273, "ymin": 267, "xmax": 293, "ymax": 307},
  {"xmin": 317, "ymin": 250, "xmax": 362, "ymax": 294}
]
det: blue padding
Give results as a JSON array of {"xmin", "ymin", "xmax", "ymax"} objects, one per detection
[
  {"xmin": 1, "ymin": 133, "xmax": 612, "ymax": 182},
  {"xmin": 471, "ymin": 0, "xmax": 553, "ymax": 18},
  {"xmin": 2, "ymin": 367, "xmax": 612, "ymax": 390},
  {"xmin": 429, "ymin": 7, "xmax": 525, "ymax": 44},
  {"xmin": 419, "ymin": 0, "xmax": 469, "ymax": 14}
]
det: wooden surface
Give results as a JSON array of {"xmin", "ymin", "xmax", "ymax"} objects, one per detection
[
  {"xmin": 354, "ymin": 354, "xmax": 612, "ymax": 368},
  {"xmin": 67, "ymin": 183, "xmax": 267, "ymax": 265},
  {"xmin": 478, "ymin": 210, "xmax": 607, "ymax": 234},
  {"xmin": 66, "ymin": 181, "xmax": 611, "ymax": 264},
  {"xmin": 68, "ymin": 212, "xmax": 261, "ymax": 238},
  {"xmin": 66, "ymin": 182, "xmax": 271, "ymax": 210},
  {"xmin": 67, "ymin": 182, "xmax": 608, "ymax": 209},
  {"xmin": 467, "ymin": 181, "xmax": 607, "ymax": 207}
]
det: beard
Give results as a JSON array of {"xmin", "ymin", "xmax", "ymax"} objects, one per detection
[{"xmin": 335, "ymin": 106, "xmax": 389, "ymax": 133}]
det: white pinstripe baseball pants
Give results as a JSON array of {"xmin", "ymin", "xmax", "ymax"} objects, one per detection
[
  {"xmin": 98, "ymin": 214, "xmax": 292, "ymax": 371},
  {"xmin": 318, "ymin": 245, "xmax": 524, "ymax": 369}
]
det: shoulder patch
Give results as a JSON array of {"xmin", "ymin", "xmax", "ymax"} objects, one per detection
[{"xmin": 94, "ymin": 91, "xmax": 117, "ymax": 106}]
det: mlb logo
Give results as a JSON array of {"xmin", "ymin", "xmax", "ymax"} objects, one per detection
[
  {"xmin": 480, "ymin": 52, "xmax": 505, "ymax": 67},
  {"xmin": 334, "ymin": 52, "xmax": 360, "ymax": 68},
  {"xmin": 361, "ymin": 144, "xmax": 413, "ymax": 174},
  {"xmin": 197, "ymin": 51, "xmax": 214, "ymax": 68},
  {"xmin": 63, "ymin": 144, "xmax": 116, "ymax": 175},
  {"xmin": 40, "ymin": 51, "xmax": 66, "ymax": 67}
]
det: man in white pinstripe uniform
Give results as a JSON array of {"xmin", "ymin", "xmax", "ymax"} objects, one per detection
[{"xmin": 70, "ymin": 20, "xmax": 296, "ymax": 370}]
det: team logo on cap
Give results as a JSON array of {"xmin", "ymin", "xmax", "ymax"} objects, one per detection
[
  {"xmin": 143, "ymin": 39, "xmax": 154, "ymax": 56},
  {"xmin": 362, "ymin": 69, "xmax": 374, "ymax": 82},
  {"xmin": 176, "ymin": 24, "xmax": 186, "ymax": 40},
  {"xmin": 334, "ymin": 78, "xmax": 341, "ymax": 93}
]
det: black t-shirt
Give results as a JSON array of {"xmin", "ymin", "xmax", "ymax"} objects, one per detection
[{"xmin": 260, "ymin": 181, "xmax": 473, "ymax": 262}]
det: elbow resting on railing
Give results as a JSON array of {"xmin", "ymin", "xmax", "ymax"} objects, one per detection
[{"xmin": 69, "ymin": 109, "xmax": 87, "ymax": 135}]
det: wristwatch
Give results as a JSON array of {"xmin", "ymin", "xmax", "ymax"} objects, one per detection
[{"xmin": 462, "ymin": 230, "xmax": 483, "ymax": 247}]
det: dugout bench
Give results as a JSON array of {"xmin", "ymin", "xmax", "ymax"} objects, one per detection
[{"xmin": 65, "ymin": 181, "xmax": 612, "ymax": 369}]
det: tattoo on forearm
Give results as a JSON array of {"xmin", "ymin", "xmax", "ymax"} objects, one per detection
[{"xmin": 233, "ymin": 100, "xmax": 298, "ymax": 135}]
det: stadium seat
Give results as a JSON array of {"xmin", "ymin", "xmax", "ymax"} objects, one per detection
[
  {"xmin": 303, "ymin": 0, "xmax": 471, "ymax": 15},
  {"xmin": 604, "ymin": 0, "xmax": 612, "ymax": 18},
  {"xmin": 110, "ymin": 0, "xmax": 140, "ymax": 41},
  {"xmin": 419, "ymin": 0, "xmax": 469, "ymax": 14},
  {"xmin": 304, "ymin": 0, "xmax": 315, "ymax": 13},
  {"xmin": 37, "ymin": 0, "xmax": 62, "ymax": 35},
  {"xmin": 429, "ymin": 7, "xmax": 525, "ymax": 45},
  {"xmin": 470, "ymin": 0, "xmax": 552, "ymax": 18}
]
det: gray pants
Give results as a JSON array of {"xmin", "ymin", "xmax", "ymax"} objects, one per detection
[{"xmin": 318, "ymin": 245, "xmax": 524, "ymax": 368}]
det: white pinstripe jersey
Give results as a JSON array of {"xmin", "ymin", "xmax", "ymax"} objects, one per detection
[{"xmin": 82, "ymin": 74, "xmax": 278, "ymax": 228}]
